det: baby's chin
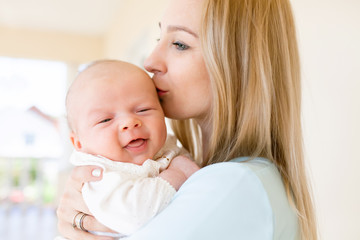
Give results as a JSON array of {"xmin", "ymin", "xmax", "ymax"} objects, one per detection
[
  {"xmin": 131, "ymin": 154, "xmax": 155, "ymax": 166},
  {"xmin": 109, "ymin": 153, "xmax": 153, "ymax": 166}
]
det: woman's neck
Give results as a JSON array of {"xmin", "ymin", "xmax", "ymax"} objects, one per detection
[{"xmin": 197, "ymin": 118, "xmax": 211, "ymax": 163}]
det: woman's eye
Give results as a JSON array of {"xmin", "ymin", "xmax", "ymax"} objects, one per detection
[
  {"xmin": 172, "ymin": 41, "xmax": 189, "ymax": 51},
  {"xmin": 99, "ymin": 118, "xmax": 112, "ymax": 124}
]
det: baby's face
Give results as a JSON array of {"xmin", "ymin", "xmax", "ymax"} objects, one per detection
[{"xmin": 70, "ymin": 62, "xmax": 167, "ymax": 165}]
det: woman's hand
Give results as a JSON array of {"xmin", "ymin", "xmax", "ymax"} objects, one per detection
[{"xmin": 56, "ymin": 166, "xmax": 114, "ymax": 240}]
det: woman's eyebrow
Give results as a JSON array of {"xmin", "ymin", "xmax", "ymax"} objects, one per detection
[{"xmin": 159, "ymin": 22, "xmax": 198, "ymax": 38}]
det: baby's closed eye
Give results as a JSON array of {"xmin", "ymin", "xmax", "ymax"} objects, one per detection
[{"xmin": 98, "ymin": 118, "xmax": 112, "ymax": 124}]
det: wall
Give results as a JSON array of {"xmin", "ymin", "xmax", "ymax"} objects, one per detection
[
  {"xmin": 104, "ymin": 0, "xmax": 169, "ymax": 67},
  {"xmin": 0, "ymin": 0, "xmax": 170, "ymax": 74},
  {"xmin": 0, "ymin": 25, "xmax": 104, "ymax": 64},
  {"xmin": 291, "ymin": 0, "xmax": 360, "ymax": 239}
]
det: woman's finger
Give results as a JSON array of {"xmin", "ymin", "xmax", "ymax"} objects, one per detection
[
  {"xmin": 58, "ymin": 177, "xmax": 91, "ymax": 214},
  {"xmin": 57, "ymin": 195, "xmax": 114, "ymax": 239},
  {"xmin": 57, "ymin": 166, "xmax": 106, "ymax": 239},
  {"xmin": 57, "ymin": 216, "xmax": 113, "ymax": 240},
  {"xmin": 71, "ymin": 165, "xmax": 103, "ymax": 188},
  {"xmin": 59, "ymin": 166, "xmax": 103, "ymax": 215}
]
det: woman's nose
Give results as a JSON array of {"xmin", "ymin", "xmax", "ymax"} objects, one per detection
[
  {"xmin": 144, "ymin": 42, "xmax": 166, "ymax": 74},
  {"xmin": 119, "ymin": 118, "xmax": 142, "ymax": 132}
]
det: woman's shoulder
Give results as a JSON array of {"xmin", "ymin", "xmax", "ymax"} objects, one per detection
[
  {"xmin": 183, "ymin": 157, "xmax": 298, "ymax": 240},
  {"xmin": 178, "ymin": 157, "xmax": 280, "ymax": 197},
  {"xmin": 190, "ymin": 157, "xmax": 274, "ymax": 180}
]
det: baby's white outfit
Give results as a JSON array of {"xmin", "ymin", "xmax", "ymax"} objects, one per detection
[{"xmin": 70, "ymin": 135, "xmax": 182, "ymax": 237}]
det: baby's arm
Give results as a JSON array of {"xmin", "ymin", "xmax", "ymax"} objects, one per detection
[{"xmin": 158, "ymin": 155, "xmax": 200, "ymax": 191}]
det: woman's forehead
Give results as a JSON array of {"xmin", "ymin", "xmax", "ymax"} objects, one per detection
[{"xmin": 161, "ymin": 0, "xmax": 203, "ymax": 32}]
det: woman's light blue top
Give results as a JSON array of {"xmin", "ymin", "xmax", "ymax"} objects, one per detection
[{"xmin": 124, "ymin": 157, "xmax": 299, "ymax": 240}]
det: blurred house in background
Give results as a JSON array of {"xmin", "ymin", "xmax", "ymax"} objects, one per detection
[{"xmin": 0, "ymin": 106, "xmax": 63, "ymax": 159}]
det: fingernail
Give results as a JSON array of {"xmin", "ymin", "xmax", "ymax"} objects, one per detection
[{"xmin": 92, "ymin": 168, "xmax": 101, "ymax": 177}]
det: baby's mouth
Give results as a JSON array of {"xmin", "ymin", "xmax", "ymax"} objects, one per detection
[{"xmin": 125, "ymin": 138, "xmax": 146, "ymax": 148}]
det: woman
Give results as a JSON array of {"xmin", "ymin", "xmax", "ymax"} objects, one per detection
[{"xmin": 57, "ymin": 0, "xmax": 317, "ymax": 239}]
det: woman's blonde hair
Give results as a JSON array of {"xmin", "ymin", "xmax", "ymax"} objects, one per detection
[{"xmin": 171, "ymin": 0, "xmax": 317, "ymax": 239}]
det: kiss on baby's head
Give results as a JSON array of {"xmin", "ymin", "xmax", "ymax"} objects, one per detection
[{"xmin": 65, "ymin": 60, "xmax": 167, "ymax": 165}]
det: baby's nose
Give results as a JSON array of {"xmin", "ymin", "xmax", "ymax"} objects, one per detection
[{"xmin": 120, "ymin": 118, "xmax": 142, "ymax": 132}]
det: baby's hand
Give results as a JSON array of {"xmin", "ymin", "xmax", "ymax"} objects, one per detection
[
  {"xmin": 168, "ymin": 155, "xmax": 200, "ymax": 178},
  {"xmin": 159, "ymin": 155, "xmax": 200, "ymax": 191}
]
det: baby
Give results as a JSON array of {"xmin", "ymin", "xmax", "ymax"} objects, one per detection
[{"xmin": 63, "ymin": 60, "xmax": 199, "ymax": 237}]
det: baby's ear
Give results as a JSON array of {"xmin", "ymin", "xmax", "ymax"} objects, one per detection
[{"xmin": 69, "ymin": 132, "xmax": 82, "ymax": 150}]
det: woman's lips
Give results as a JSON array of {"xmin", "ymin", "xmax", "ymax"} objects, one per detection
[{"xmin": 156, "ymin": 88, "xmax": 168, "ymax": 97}]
